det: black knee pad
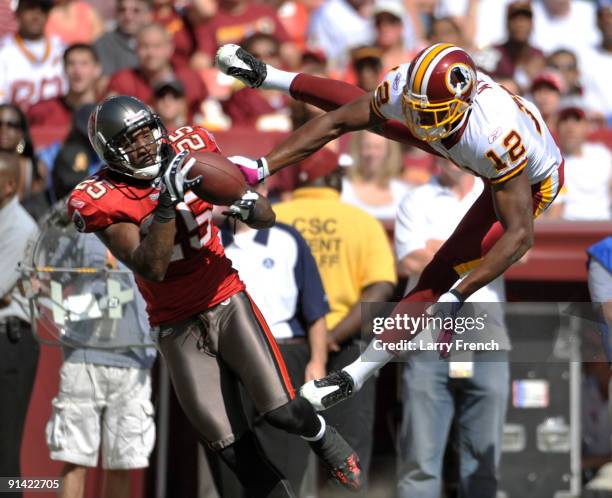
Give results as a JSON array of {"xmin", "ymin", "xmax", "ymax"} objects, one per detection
[
  {"xmin": 217, "ymin": 431, "xmax": 295, "ymax": 498},
  {"xmin": 263, "ymin": 396, "xmax": 320, "ymax": 436}
]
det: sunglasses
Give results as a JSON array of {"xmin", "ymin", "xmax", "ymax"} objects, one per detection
[
  {"xmin": 551, "ymin": 63, "xmax": 576, "ymax": 71},
  {"xmin": 0, "ymin": 120, "xmax": 21, "ymax": 129}
]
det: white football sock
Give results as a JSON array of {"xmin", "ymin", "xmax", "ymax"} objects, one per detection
[
  {"xmin": 261, "ymin": 65, "xmax": 298, "ymax": 93},
  {"xmin": 301, "ymin": 415, "xmax": 326, "ymax": 442},
  {"xmin": 342, "ymin": 340, "xmax": 394, "ymax": 391}
]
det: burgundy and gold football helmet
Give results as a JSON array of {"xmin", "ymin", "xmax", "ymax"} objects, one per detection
[{"xmin": 402, "ymin": 43, "xmax": 477, "ymax": 142}]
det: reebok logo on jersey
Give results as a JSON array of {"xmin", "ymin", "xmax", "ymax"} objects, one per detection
[
  {"xmin": 393, "ymin": 72, "xmax": 402, "ymax": 91},
  {"xmin": 488, "ymin": 127, "xmax": 502, "ymax": 144}
]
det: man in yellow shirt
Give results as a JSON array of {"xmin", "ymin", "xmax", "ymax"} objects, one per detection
[{"xmin": 274, "ymin": 148, "xmax": 397, "ymax": 491}]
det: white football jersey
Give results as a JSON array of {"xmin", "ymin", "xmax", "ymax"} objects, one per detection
[
  {"xmin": 0, "ymin": 34, "xmax": 66, "ymax": 109},
  {"xmin": 372, "ymin": 66, "xmax": 562, "ymax": 185}
]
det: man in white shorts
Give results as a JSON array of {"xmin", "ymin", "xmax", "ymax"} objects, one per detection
[{"xmin": 44, "ymin": 224, "xmax": 156, "ymax": 498}]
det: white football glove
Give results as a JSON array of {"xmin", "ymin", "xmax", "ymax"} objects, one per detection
[
  {"xmin": 162, "ymin": 150, "xmax": 201, "ymax": 204},
  {"xmin": 156, "ymin": 151, "xmax": 202, "ymax": 222}
]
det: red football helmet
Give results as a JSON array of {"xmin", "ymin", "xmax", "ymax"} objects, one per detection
[{"xmin": 402, "ymin": 43, "xmax": 477, "ymax": 142}]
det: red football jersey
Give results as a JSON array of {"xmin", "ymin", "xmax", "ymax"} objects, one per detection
[{"xmin": 67, "ymin": 125, "xmax": 245, "ymax": 326}]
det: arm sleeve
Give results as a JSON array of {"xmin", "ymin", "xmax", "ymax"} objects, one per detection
[
  {"xmin": 67, "ymin": 191, "xmax": 113, "ymax": 233},
  {"xmin": 359, "ymin": 215, "xmax": 398, "ymax": 288},
  {"xmin": 291, "ymin": 226, "xmax": 330, "ymax": 325},
  {"xmin": 394, "ymin": 190, "xmax": 429, "ymax": 260},
  {"xmin": 288, "ymin": 73, "xmax": 439, "ymax": 155},
  {"xmin": 370, "ymin": 64, "xmax": 409, "ymax": 122}
]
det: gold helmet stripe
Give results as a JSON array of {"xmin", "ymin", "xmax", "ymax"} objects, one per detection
[
  {"xmin": 422, "ymin": 46, "xmax": 463, "ymax": 96},
  {"xmin": 411, "ymin": 43, "xmax": 454, "ymax": 95}
]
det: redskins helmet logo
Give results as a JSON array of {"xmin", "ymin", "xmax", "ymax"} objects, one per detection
[{"xmin": 445, "ymin": 63, "xmax": 475, "ymax": 97}]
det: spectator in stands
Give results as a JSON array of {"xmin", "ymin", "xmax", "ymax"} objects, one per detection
[
  {"xmin": 0, "ymin": 0, "xmax": 65, "ymax": 110},
  {"xmin": 41, "ymin": 203, "xmax": 156, "ymax": 498},
  {"xmin": 532, "ymin": 0, "xmax": 600, "ymax": 54},
  {"xmin": 274, "ymin": 149, "xmax": 396, "ymax": 493},
  {"xmin": 428, "ymin": 16, "xmax": 466, "ymax": 48},
  {"xmin": 342, "ymin": 130, "xmax": 409, "ymax": 221},
  {"xmin": 395, "ymin": 157, "xmax": 510, "ymax": 498},
  {"xmin": 194, "ymin": 0, "xmax": 298, "ymax": 69},
  {"xmin": 307, "ymin": 0, "xmax": 375, "ymax": 71},
  {"xmin": 0, "ymin": 104, "xmax": 48, "ymax": 216},
  {"xmin": 151, "ymin": 80, "xmax": 188, "ymax": 130},
  {"xmin": 152, "ymin": 0, "xmax": 195, "ymax": 69},
  {"xmin": 222, "ymin": 33, "xmax": 291, "ymax": 131},
  {"xmin": 47, "ymin": 104, "xmax": 100, "ymax": 203},
  {"xmin": 477, "ymin": 1, "xmax": 544, "ymax": 94},
  {"xmin": 45, "ymin": 0, "xmax": 104, "ymax": 45},
  {"xmin": 530, "ymin": 70, "xmax": 565, "ymax": 132},
  {"xmin": 27, "ymin": 44, "xmax": 100, "ymax": 138},
  {"xmin": 586, "ymin": 237, "xmax": 612, "ymax": 471},
  {"xmin": 372, "ymin": 0, "xmax": 413, "ymax": 72},
  {"xmin": 0, "ymin": 151, "xmax": 39, "ymax": 498},
  {"xmin": 554, "ymin": 106, "xmax": 612, "ymax": 221},
  {"xmin": 265, "ymin": 0, "xmax": 311, "ymax": 51},
  {"xmin": 547, "ymin": 49, "xmax": 582, "ymax": 97},
  {"xmin": 588, "ymin": 237, "xmax": 612, "ymax": 359},
  {"xmin": 433, "ymin": 0, "xmax": 507, "ymax": 49},
  {"xmin": 107, "ymin": 23, "xmax": 207, "ymax": 120},
  {"xmin": 580, "ymin": 1, "xmax": 612, "ymax": 127},
  {"xmin": 266, "ymin": 50, "xmax": 329, "ymax": 198},
  {"xmin": 220, "ymin": 181, "xmax": 329, "ymax": 493},
  {"xmin": 348, "ymin": 46, "xmax": 383, "ymax": 92},
  {"xmin": 93, "ymin": 0, "xmax": 152, "ymax": 79}
]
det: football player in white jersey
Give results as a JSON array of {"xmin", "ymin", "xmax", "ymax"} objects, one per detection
[
  {"xmin": 0, "ymin": 0, "xmax": 65, "ymax": 109},
  {"xmin": 216, "ymin": 42, "xmax": 565, "ymax": 410}
]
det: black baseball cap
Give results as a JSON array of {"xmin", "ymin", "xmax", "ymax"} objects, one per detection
[
  {"xmin": 17, "ymin": 0, "xmax": 54, "ymax": 12},
  {"xmin": 153, "ymin": 80, "xmax": 185, "ymax": 98}
]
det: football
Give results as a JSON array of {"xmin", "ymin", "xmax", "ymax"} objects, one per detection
[{"xmin": 185, "ymin": 151, "xmax": 247, "ymax": 205}]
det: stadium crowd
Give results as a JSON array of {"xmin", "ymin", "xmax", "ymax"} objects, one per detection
[
  {"xmin": 0, "ymin": 0, "xmax": 610, "ymax": 221},
  {"xmin": 0, "ymin": 0, "xmax": 610, "ymax": 497}
]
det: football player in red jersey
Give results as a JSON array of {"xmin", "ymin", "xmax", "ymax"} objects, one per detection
[{"xmin": 67, "ymin": 96, "xmax": 361, "ymax": 496}]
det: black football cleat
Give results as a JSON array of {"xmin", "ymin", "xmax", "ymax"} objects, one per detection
[
  {"xmin": 300, "ymin": 370, "xmax": 355, "ymax": 411},
  {"xmin": 310, "ymin": 425, "xmax": 361, "ymax": 492},
  {"xmin": 215, "ymin": 44, "xmax": 267, "ymax": 88}
]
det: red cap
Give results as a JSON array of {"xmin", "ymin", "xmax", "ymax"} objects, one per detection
[
  {"xmin": 558, "ymin": 106, "xmax": 586, "ymax": 122},
  {"xmin": 531, "ymin": 70, "xmax": 566, "ymax": 93},
  {"xmin": 301, "ymin": 47, "xmax": 327, "ymax": 66},
  {"xmin": 297, "ymin": 148, "xmax": 339, "ymax": 183}
]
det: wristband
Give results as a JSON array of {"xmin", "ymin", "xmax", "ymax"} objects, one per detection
[
  {"xmin": 258, "ymin": 157, "xmax": 270, "ymax": 181},
  {"xmin": 448, "ymin": 289, "xmax": 464, "ymax": 303}
]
